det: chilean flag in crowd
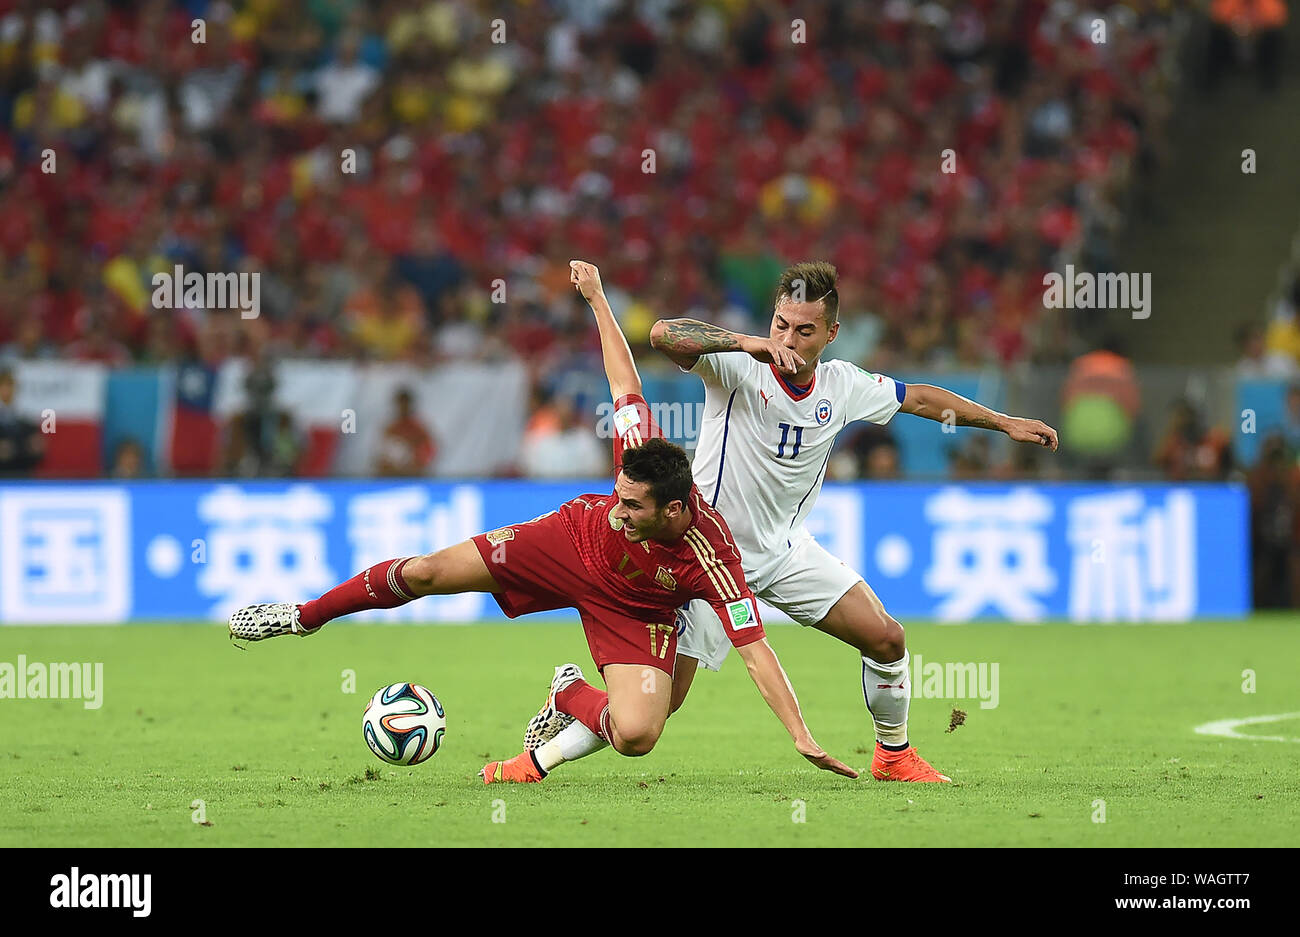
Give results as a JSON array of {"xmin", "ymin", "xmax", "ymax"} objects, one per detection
[
  {"xmin": 6, "ymin": 361, "xmax": 106, "ymax": 477},
  {"xmin": 169, "ymin": 363, "xmax": 219, "ymax": 475}
]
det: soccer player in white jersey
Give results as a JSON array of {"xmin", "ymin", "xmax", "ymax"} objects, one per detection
[{"xmin": 518, "ymin": 260, "xmax": 1058, "ymax": 784}]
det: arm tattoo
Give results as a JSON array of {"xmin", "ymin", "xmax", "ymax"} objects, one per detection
[
  {"xmin": 656, "ymin": 319, "xmax": 742, "ymax": 355},
  {"xmin": 959, "ymin": 412, "xmax": 1004, "ymax": 431}
]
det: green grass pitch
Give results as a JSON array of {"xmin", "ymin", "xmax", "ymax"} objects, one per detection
[{"xmin": 2, "ymin": 617, "xmax": 1297, "ymax": 847}]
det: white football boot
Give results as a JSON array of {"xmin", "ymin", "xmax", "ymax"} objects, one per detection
[
  {"xmin": 228, "ymin": 603, "xmax": 314, "ymax": 642},
  {"xmin": 523, "ymin": 663, "xmax": 584, "ymax": 751}
]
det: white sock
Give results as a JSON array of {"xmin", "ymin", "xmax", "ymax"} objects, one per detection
[
  {"xmin": 862, "ymin": 652, "xmax": 910, "ymax": 748},
  {"xmin": 535, "ymin": 720, "xmax": 609, "ymax": 772}
]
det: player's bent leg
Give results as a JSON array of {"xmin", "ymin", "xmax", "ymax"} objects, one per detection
[
  {"xmin": 400, "ymin": 540, "xmax": 502, "ymax": 596},
  {"xmin": 813, "ymin": 582, "xmax": 907, "ymax": 742},
  {"xmin": 232, "ymin": 541, "xmax": 503, "ymax": 643},
  {"xmin": 815, "ymin": 582, "xmax": 950, "ymax": 783},
  {"xmin": 814, "ymin": 581, "xmax": 904, "ymax": 661},
  {"xmin": 669, "ymin": 653, "xmax": 699, "ymax": 715},
  {"xmin": 483, "ymin": 664, "xmax": 602, "ymax": 784},
  {"xmin": 602, "ymin": 663, "xmax": 672, "ymax": 756}
]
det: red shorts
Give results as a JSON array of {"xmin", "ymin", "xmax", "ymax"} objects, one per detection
[{"xmin": 471, "ymin": 512, "xmax": 677, "ymax": 675}]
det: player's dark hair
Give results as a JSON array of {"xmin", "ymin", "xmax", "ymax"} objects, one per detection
[
  {"xmin": 775, "ymin": 261, "xmax": 839, "ymax": 327},
  {"xmin": 620, "ymin": 437, "xmax": 693, "ymax": 511}
]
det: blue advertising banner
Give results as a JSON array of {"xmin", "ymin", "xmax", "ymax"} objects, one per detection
[{"xmin": 0, "ymin": 480, "xmax": 1249, "ymax": 624}]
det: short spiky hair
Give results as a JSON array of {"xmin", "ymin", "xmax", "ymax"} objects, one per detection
[
  {"xmin": 774, "ymin": 261, "xmax": 839, "ymax": 327},
  {"xmin": 620, "ymin": 437, "xmax": 693, "ymax": 510}
]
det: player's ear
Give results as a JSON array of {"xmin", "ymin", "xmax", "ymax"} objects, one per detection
[
  {"xmin": 827, "ymin": 320, "xmax": 839, "ymax": 344},
  {"xmin": 664, "ymin": 499, "xmax": 685, "ymax": 519}
]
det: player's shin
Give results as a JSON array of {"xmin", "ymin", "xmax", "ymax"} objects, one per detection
[
  {"xmin": 297, "ymin": 557, "xmax": 417, "ymax": 631},
  {"xmin": 555, "ymin": 680, "xmax": 614, "ymax": 743},
  {"xmin": 862, "ymin": 651, "xmax": 910, "ymax": 749},
  {"xmin": 535, "ymin": 721, "xmax": 609, "ymax": 772}
]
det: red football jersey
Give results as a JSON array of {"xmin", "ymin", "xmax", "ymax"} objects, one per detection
[{"xmin": 556, "ymin": 394, "xmax": 765, "ymax": 649}]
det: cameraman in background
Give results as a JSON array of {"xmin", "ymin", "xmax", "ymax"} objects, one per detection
[
  {"xmin": 1248, "ymin": 432, "xmax": 1300, "ymax": 607},
  {"xmin": 0, "ymin": 367, "xmax": 44, "ymax": 477}
]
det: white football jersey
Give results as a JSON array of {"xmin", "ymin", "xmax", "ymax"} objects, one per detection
[{"xmin": 687, "ymin": 353, "xmax": 905, "ymax": 587}]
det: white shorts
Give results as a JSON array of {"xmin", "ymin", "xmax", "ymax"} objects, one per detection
[{"xmin": 675, "ymin": 534, "xmax": 863, "ymax": 672}]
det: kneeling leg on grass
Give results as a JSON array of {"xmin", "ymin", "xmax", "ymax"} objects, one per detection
[
  {"xmin": 484, "ymin": 663, "xmax": 673, "ymax": 783},
  {"xmin": 528, "ymin": 652, "xmax": 694, "ymax": 774}
]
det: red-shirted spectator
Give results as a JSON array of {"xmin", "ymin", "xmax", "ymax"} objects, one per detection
[{"xmin": 375, "ymin": 388, "xmax": 436, "ymax": 477}]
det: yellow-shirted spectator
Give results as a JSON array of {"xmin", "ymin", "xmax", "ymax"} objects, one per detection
[
  {"xmin": 345, "ymin": 275, "xmax": 428, "ymax": 360},
  {"xmin": 758, "ymin": 174, "xmax": 836, "ymax": 224},
  {"xmin": 443, "ymin": 93, "xmax": 489, "ymax": 132},
  {"xmin": 388, "ymin": 1, "xmax": 461, "ymax": 54},
  {"xmin": 263, "ymin": 68, "xmax": 307, "ymax": 123},
  {"xmin": 1266, "ymin": 313, "xmax": 1300, "ymax": 364},
  {"xmin": 391, "ymin": 74, "xmax": 439, "ymax": 124},
  {"xmin": 231, "ymin": 0, "xmax": 279, "ymax": 41},
  {"xmin": 448, "ymin": 54, "xmax": 513, "ymax": 97},
  {"xmin": 14, "ymin": 83, "xmax": 85, "ymax": 131},
  {"xmin": 443, "ymin": 52, "xmax": 513, "ymax": 131}
]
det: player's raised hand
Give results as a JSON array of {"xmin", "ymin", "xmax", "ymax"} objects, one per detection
[
  {"xmin": 738, "ymin": 335, "xmax": 805, "ymax": 375},
  {"xmin": 795, "ymin": 736, "xmax": 860, "ymax": 779},
  {"xmin": 569, "ymin": 260, "xmax": 604, "ymax": 302},
  {"xmin": 1005, "ymin": 417, "xmax": 1059, "ymax": 452}
]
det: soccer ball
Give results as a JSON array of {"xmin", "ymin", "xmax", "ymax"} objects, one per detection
[{"xmin": 363, "ymin": 683, "xmax": 446, "ymax": 766}]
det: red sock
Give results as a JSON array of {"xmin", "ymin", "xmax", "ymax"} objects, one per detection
[
  {"xmin": 555, "ymin": 680, "xmax": 612, "ymax": 741},
  {"xmin": 298, "ymin": 557, "xmax": 416, "ymax": 630}
]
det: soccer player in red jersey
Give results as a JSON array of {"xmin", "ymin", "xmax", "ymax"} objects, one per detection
[{"xmin": 230, "ymin": 260, "xmax": 856, "ymax": 784}]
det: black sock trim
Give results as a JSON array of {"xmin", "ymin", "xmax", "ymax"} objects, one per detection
[
  {"xmin": 879, "ymin": 741, "xmax": 910, "ymax": 752},
  {"xmin": 528, "ymin": 749, "xmax": 547, "ymax": 777}
]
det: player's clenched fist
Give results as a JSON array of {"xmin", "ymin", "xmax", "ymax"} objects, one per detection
[
  {"xmin": 1005, "ymin": 417, "xmax": 1059, "ymax": 451},
  {"xmin": 570, "ymin": 260, "xmax": 604, "ymax": 302}
]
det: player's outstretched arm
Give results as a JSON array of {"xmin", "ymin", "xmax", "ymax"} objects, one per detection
[
  {"xmin": 900, "ymin": 383, "xmax": 1059, "ymax": 451},
  {"xmin": 649, "ymin": 318, "xmax": 804, "ymax": 374},
  {"xmin": 570, "ymin": 260, "xmax": 641, "ymax": 401},
  {"xmin": 734, "ymin": 638, "xmax": 859, "ymax": 779}
]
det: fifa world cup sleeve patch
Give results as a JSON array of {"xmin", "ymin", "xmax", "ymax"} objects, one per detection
[
  {"xmin": 613, "ymin": 404, "xmax": 641, "ymax": 438},
  {"xmin": 485, "ymin": 527, "xmax": 515, "ymax": 546},
  {"xmin": 726, "ymin": 597, "xmax": 758, "ymax": 630}
]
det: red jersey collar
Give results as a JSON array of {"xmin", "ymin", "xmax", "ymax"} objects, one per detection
[{"xmin": 769, "ymin": 362, "xmax": 816, "ymax": 400}]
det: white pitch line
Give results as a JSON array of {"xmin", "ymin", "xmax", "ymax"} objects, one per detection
[{"xmin": 1193, "ymin": 712, "xmax": 1300, "ymax": 743}]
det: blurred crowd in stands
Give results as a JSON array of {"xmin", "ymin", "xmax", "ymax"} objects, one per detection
[{"xmin": 2, "ymin": 0, "xmax": 1178, "ymax": 375}]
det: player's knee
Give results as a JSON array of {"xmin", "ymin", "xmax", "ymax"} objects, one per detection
[
  {"xmin": 615, "ymin": 723, "xmax": 663, "ymax": 757},
  {"xmin": 400, "ymin": 551, "xmax": 444, "ymax": 596},
  {"xmin": 876, "ymin": 616, "xmax": 906, "ymax": 663}
]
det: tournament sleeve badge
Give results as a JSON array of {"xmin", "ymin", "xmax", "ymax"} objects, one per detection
[{"xmin": 726, "ymin": 597, "xmax": 758, "ymax": 629}]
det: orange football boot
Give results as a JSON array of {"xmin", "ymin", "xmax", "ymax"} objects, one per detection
[
  {"xmin": 870, "ymin": 743, "xmax": 952, "ymax": 782},
  {"xmin": 480, "ymin": 751, "xmax": 545, "ymax": 784}
]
